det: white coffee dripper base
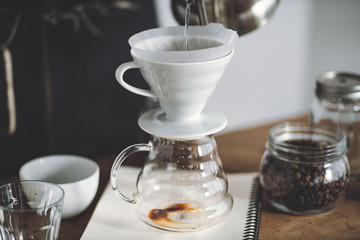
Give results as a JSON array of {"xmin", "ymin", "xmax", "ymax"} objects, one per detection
[{"xmin": 138, "ymin": 107, "xmax": 227, "ymax": 139}]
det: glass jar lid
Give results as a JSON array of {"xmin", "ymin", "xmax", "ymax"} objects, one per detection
[{"xmin": 316, "ymin": 71, "xmax": 360, "ymax": 101}]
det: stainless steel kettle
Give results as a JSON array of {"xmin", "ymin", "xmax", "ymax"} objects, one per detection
[{"xmin": 172, "ymin": 0, "xmax": 280, "ymax": 36}]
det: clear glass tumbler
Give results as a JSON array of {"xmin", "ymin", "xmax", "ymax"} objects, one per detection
[{"xmin": 0, "ymin": 181, "xmax": 64, "ymax": 240}]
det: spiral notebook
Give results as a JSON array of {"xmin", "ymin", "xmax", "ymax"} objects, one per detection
[
  {"xmin": 243, "ymin": 176, "xmax": 262, "ymax": 240},
  {"xmin": 80, "ymin": 167, "xmax": 262, "ymax": 240}
]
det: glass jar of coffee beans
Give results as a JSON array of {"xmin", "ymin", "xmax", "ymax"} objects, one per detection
[{"xmin": 260, "ymin": 122, "xmax": 350, "ymax": 215}]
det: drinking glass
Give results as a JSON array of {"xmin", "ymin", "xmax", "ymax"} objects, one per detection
[{"xmin": 0, "ymin": 181, "xmax": 64, "ymax": 240}]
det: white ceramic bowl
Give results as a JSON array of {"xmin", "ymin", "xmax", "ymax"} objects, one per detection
[{"xmin": 19, "ymin": 155, "xmax": 100, "ymax": 219}]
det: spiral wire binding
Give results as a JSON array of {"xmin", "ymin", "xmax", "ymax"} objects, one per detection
[{"xmin": 243, "ymin": 176, "xmax": 262, "ymax": 240}]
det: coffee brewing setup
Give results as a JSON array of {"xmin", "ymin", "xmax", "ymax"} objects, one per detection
[
  {"xmin": 107, "ymin": 0, "xmax": 359, "ymax": 232},
  {"xmin": 110, "ymin": 23, "xmax": 237, "ymax": 231},
  {"xmin": 109, "ymin": 0, "xmax": 282, "ymax": 232}
]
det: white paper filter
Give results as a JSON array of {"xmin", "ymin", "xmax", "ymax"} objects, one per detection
[{"xmin": 129, "ymin": 23, "xmax": 238, "ymax": 63}]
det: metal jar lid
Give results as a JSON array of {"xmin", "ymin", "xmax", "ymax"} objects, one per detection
[{"xmin": 315, "ymin": 71, "xmax": 360, "ymax": 101}]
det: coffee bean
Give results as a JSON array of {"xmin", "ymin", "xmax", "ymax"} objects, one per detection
[{"xmin": 261, "ymin": 139, "xmax": 350, "ymax": 214}]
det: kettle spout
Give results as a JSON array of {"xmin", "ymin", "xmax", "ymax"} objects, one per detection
[{"xmin": 172, "ymin": 0, "xmax": 280, "ymax": 36}]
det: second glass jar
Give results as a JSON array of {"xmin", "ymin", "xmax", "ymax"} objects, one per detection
[{"xmin": 310, "ymin": 71, "xmax": 360, "ymax": 182}]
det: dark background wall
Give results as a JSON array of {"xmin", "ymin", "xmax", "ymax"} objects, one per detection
[{"xmin": 0, "ymin": 0, "xmax": 156, "ymax": 177}]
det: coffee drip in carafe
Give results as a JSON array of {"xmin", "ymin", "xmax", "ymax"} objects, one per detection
[
  {"xmin": 110, "ymin": 22, "xmax": 237, "ymax": 231},
  {"xmin": 111, "ymin": 135, "xmax": 232, "ymax": 231}
]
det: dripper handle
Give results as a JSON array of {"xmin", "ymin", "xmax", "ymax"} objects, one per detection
[
  {"xmin": 110, "ymin": 143, "xmax": 151, "ymax": 204},
  {"xmin": 115, "ymin": 61, "xmax": 156, "ymax": 98}
]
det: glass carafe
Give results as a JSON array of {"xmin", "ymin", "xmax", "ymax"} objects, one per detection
[{"xmin": 110, "ymin": 135, "xmax": 233, "ymax": 231}]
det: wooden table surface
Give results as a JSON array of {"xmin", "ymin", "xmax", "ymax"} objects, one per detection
[{"xmin": 2, "ymin": 116, "xmax": 360, "ymax": 239}]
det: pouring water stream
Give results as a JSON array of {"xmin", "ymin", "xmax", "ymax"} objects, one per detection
[{"xmin": 183, "ymin": 0, "xmax": 195, "ymax": 50}]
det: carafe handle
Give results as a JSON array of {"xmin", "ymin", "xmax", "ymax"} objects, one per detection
[
  {"xmin": 115, "ymin": 61, "xmax": 156, "ymax": 98},
  {"xmin": 110, "ymin": 143, "xmax": 151, "ymax": 204}
]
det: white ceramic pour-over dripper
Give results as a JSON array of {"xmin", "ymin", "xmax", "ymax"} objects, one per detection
[
  {"xmin": 115, "ymin": 24, "xmax": 237, "ymax": 122},
  {"xmin": 116, "ymin": 49, "xmax": 234, "ymax": 122}
]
